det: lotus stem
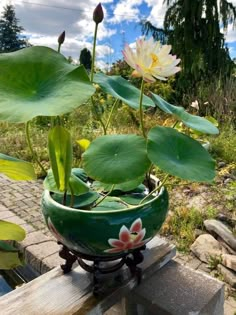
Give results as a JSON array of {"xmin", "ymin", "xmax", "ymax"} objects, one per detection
[
  {"xmin": 172, "ymin": 120, "xmax": 178, "ymax": 128},
  {"xmin": 94, "ymin": 184, "xmax": 115, "ymax": 207},
  {"xmin": 69, "ymin": 182, "xmax": 74, "ymax": 208},
  {"xmin": 63, "ymin": 191, "xmax": 67, "ymax": 206},
  {"xmin": 89, "ymin": 22, "xmax": 107, "ymax": 134},
  {"xmin": 25, "ymin": 121, "xmax": 47, "ymax": 176},
  {"xmin": 90, "ymin": 23, "xmax": 98, "ymax": 83},
  {"xmin": 139, "ymin": 79, "xmax": 146, "ymax": 138},
  {"xmin": 139, "ymin": 174, "xmax": 169, "ymax": 204},
  {"xmin": 90, "ymin": 96, "xmax": 106, "ymax": 135},
  {"xmin": 105, "ymin": 99, "xmax": 119, "ymax": 131}
]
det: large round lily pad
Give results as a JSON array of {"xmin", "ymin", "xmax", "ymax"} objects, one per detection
[
  {"xmin": 82, "ymin": 134, "xmax": 150, "ymax": 184},
  {"xmin": 147, "ymin": 126, "xmax": 216, "ymax": 182},
  {"xmin": 0, "ymin": 46, "xmax": 95, "ymax": 122}
]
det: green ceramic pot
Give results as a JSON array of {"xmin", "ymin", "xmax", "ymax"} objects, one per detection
[{"xmin": 41, "ymin": 187, "xmax": 169, "ymax": 257}]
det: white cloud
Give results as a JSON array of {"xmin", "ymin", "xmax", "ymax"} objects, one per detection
[
  {"xmin": 96, "ymin": 59, "xmax": 109, "ymax": 70},
  {"xmin": 223, "ymin": 23, "xmax": 236, "ymax": 43},
  {"xmin": 144, "ymin": 0, "xmax": 167, "ymax": 28},
  {"xmin": 0, "ymin": 0, "xmax": 116, "ymax": 59},
  {"xmin": 109, "ymin": 0, "xmax": 143, "ymax": 24}
]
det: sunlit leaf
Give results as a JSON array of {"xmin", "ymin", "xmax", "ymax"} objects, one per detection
[
  {"xmin": 0, "ymin": 153, "xmax": 36, "ymax": 180},
  {"xmin": 48, "ymin": 126, "xmax": 72, "ymax": 192},
  {"xmin": 77, "ymin": 139, "xmax": 91, "ymax": 151},
  {"xmin": 0, "ymin": 250, "xmax": 23, "ymax": 269},
  {"xmin": 205, "ymin": 116, "xmax": 219, "ymax": 126},
  {"xmin": 0, "ymin": 221, "xmax": 26, "ymax": 241}
]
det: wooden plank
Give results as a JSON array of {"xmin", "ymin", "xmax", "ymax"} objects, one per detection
[{"xmin": 0, "ymin": 236, "xmax": 175, "ymax": 315}]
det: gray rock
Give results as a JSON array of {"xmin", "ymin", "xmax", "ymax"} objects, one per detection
[
  {"xmin": 218, "ymin": 238, "xmax": 236, "ymax": 255},
  {"xmin": 218, "ymin": 161, "xmax": 226, "ymax": 168},
  {"xmin": 217, "ymin": 264, "xmax": 236, "ymax": 288},
  {"xmin": 222, "ymin": 254, "xmax": 236, "ymax": 272},
  {"xmin": 190, "ymin": 234, "xmax": 222, "ymax": 263},
  {"xmin": 216, "ymin": 213, "xmax": 235, "ymax": 228},
  {"xmin": 204, "ymin": 219, "xmax": 236, "ymax": 251}
]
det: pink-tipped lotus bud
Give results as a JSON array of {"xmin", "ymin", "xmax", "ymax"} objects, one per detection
[
  {"xmin": 58, "ymin": 31, "xmax": 65, "ymax": 45},
  {"xmin": 93, "ymin": 3, "xmax": 104, "ymax": 24}
]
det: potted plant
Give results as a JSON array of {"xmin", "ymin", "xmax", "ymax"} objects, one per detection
[{"xmin": 0, "ymin": 3, "xmax": 218, "ymax": 275}]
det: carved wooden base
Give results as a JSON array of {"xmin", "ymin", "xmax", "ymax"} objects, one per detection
[{"xmin": 58, "ymin": 242, "xmax": 146, "ymax": 295}]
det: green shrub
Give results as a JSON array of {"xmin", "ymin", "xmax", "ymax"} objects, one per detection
[{"xmin": 209, "ymin": 124, "xmax": 236, "ymax": 163}]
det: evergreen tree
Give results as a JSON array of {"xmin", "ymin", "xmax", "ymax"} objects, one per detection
[
  {"xmin": 141, "ymin": 0, "xmax": 236, "ymax": 93},
  {"xmin": 0, "ymin": 5, "xmax": 29, "ymax": 53},
  {"xmin": 79, "ymin": 48, "xmax": 92, "ymax": 70}
]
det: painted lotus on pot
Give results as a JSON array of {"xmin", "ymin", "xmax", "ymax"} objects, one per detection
[{"xmin": 104, "ymin": 218, "xmax": 151, "ymax": 253}]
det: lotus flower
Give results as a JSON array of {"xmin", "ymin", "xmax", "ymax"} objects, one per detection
[
  {"xmin": 122, "ymin": 37, "xmax": 181, "ymax": 82},
  {"xmin": 104, "ymin": 218, "xmax": 151, "ymax": 253}
]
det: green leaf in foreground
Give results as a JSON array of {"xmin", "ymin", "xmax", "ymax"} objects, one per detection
[
  {"xmin": 0, "ymin": 249, "xmax": 23, "ymax": 269},
  {"xmin": 0, "ymin": 46, "xmax": 95, "ymax": 122},
  {"xmin": 0, "ymin": 220, "xmax": 26, "ymax": 241},
  {"xmin": 83, "ymin": 134, "xmax": 151, "ymax": 184},
  {"xmin": 147, "ymin": 126, "xmax": 216, "ymax": 182},
  {"xmin": 151, "ymin": 93, "xmax": 219, "ymax": 135},
  {"xmin": 0, "ymin": 153, "xmax": 36, "ymax": 180},
  {"xmin": 94, "ymin": 73, "xmax": 155, "ymax": 109},
  {"xmin": 48, "ymin": 126, "xmax": 72, "ymax": 192}
]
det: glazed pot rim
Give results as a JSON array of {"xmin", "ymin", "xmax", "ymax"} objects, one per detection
[{"xmin": 43, "ymin": 184, "xmax": 166, "ymax": 214}]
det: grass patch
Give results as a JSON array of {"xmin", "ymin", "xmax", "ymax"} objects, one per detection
[
  {"xmin": 209, "ymin": 124, "xmax": 236, "ymax": 163},
  {"xmin": 160, "ymin": 206, "xmax": 218, "ymax": 252}
]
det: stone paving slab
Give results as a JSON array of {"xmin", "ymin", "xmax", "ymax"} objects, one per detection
[{"xmin": 0, "ymin": 174, "xmax": 50, "ymax": 236}]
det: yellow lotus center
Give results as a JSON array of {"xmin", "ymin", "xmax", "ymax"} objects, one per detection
[
  {"xmin": 150, "ymin": 53, "xmax": 160, "ymax": 68},
  {"xmin": 130, "ymin": 232, "xmax": 138, "ymax": 241}
]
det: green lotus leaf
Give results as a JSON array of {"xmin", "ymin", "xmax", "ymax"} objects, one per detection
[
  {"xmin": 92, "ymin": 175, "xmax": 145, "ymax": 192},
  {"xmin": 71, "ymin": 168, "xmax": 88, "ymax": 182},
  {"xmin": 0, "ymin": 220, "xmax": 26, "ymax": 241},
  {"xmin": 151, "ymin": 94, "xmax": 219, "ymax": 135},
  {"xmin": 93, "ymin": 197, "xmax": 127, "ymax": 211},
  {"xmin": 0, "ymin": 153, "xmax": 36, "ymax": 180},
  {"xmin": 52, "ymin": 191, "xmax": 99, "ymax": 209},
  {"xmin": 147, "ymin": 126, "xmax": 216, "ymax": 182},
  {"xmin": 94, "ymin": 73, "xmax": 155, "ymax": 109},
  {"xmin": 44, "ymin": 170, "xmax": 89, "ymax": 196},
  {"xmin": 94, "ymin": 202, "xmax": 126, "ymax": 211},
  {"xmin": 120, "ymin": 194, "xmax": 153, "ymax": 205},
  {"xmin": 0, "ymin": 46, "xmax": 95, "ymax": 122},
  {"xmin": 82, "ymin": 134, "xmax": 151, "ymax": 184}
]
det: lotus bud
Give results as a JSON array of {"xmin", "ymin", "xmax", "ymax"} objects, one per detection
[
  {"xmin": 93, "ymin": 3, "xmax": 104, "ymax": 24},
  {"xmin": 58, "ymin": 31, "xmax": 65, "ymax": 45}
]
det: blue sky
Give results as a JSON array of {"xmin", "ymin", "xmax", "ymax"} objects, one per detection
[{"xmin": 0, "ymin": 0, "xmax": 236, "ymax": 69}]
